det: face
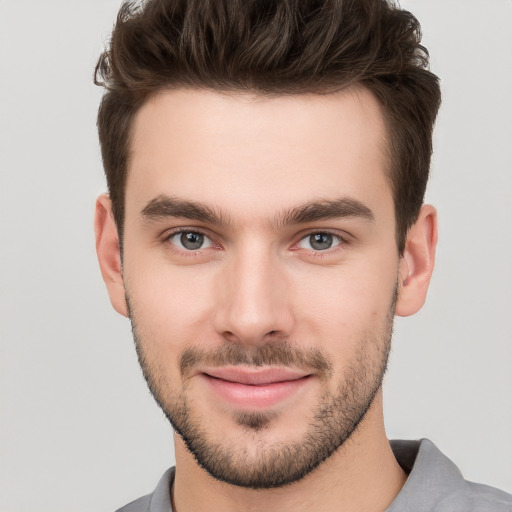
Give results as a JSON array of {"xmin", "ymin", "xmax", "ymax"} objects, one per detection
[{"xmin": 121, "ymin": 88, "xmax": 401, "ymax": 488}]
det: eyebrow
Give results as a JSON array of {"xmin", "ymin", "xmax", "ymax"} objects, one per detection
[
  {"xmin": 140, "ymin": 195, "xmax": 374, "ymax": 227},
  {"xmin": 279, "ymin": 198, "xmax": 374, "ymax": 226},
  {"xmin": 141, "ymin": 195, "xmax": 226, "ymax": 225}
]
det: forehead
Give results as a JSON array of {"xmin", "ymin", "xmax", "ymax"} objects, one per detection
[{"xmin": 127, "ymin": 87, "xmax": 392, "ymax": 223}]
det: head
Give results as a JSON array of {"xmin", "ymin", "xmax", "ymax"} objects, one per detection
[
  {"xmin": 95, "ymin": 0, "xmax": 440, "ymax": 254},
  {"xmin": 95, "ymin": 0, "xmax": 439, "ymax": 490}
]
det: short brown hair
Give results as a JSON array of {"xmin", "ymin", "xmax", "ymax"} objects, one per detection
[{"xmin": 95, "ymin": 0, "xmax": 441, "ymax": 252}]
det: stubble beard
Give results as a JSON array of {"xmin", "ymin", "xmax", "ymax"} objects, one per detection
[{"xmin": 127, "ymin": 291, "xmax": 395, "ymax": 489}]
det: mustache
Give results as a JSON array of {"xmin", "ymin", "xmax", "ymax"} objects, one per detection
[{"xmin": 180, "ymin": 342, "xmax": 333, "ymax": 379}]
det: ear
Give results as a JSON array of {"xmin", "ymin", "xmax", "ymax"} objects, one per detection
[
  {"xmin": 94, "ymin": 194, "xmax": 128, "ymax": 317},
  {"xmin": 395, "ymin": 204, "xmax": 438, "ymax": 317}
]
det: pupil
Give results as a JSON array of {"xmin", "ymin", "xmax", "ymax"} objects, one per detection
[
  {"xmin": 181, "ymin": 232, "xmax": 204, "ymax": 250},
  {"xmin": 310, "ymin": 233, "xmax": 332, "ymax": 250}
]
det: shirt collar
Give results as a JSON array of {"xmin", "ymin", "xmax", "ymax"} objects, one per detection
[{"xmin": 387, "ymin": 438, "xmax": 466, "ymax": 511}]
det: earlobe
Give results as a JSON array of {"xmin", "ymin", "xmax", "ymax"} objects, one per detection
[
  {"xmin": 94, "ymin": 194, "xmax": 129, "ymax": 317},
  {"xmin": 395, "ymin": 204, "xmax": 438, "ymax": 317}
]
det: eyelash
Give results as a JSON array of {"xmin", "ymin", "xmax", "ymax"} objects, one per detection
[
  {"xmin": 161, "ymin": 228, "xmax": 349, "ymax": 257},
  {"xmin": 162, "ymin": 228, "xmax": 219, "ymax": 255},
  {"xmin": 292, "ymin": 230, "xmax": 349, "ymax": 258}
]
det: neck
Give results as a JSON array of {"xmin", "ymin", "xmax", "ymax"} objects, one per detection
[{"xmin": 172, "ymin": 391, "xmax": 406, "ymax": 512}]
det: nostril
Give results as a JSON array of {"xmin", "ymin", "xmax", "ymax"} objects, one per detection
[{"xmin": 222, "ymin": 331, "xmax": 239, "ymax": 342}]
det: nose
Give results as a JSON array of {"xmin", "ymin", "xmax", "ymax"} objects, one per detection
[{"xmin": 212, "ymin": 243, "xmax": 294, "ymax": 346}]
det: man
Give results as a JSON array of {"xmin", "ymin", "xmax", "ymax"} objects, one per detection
[{"xmin": 93, "ymin": 0, "xmax": 512, "ymax": 511}]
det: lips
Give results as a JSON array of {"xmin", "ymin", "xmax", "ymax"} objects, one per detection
[
  {"xmin": 203, "ymin": 367, "xmax": 310, "ymax": 385},
  {"xmin": 199, "ymin": 367, "xmax": 312, "ymax": 409}
]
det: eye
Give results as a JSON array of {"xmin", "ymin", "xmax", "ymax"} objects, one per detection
[
  {"xmin": 297, "ymin": 232, "xmax": 342, "ymax": 251},
  {"xmin": 168, "ymin": 230, "xmax": 213, "ymax": 251}
]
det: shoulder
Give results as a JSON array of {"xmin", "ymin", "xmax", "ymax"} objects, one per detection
[
  {"xmin": 389, "ymin": 439, "xmax": 512, "ymax": 512},
  {"xmin": 114, "ymin": 467, "xmax": 175, "ymax": 512},
  {"xmin": 434, "ymin": 481, "xmax": 512, "ymax": 512},
  {"xmin": 115, "ymin": 494, "xmax": 152, "ymax": 512}
]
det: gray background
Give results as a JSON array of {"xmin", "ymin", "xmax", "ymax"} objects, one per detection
[{"xmin": 0, "ymin": 1, "xmax": 511, "ymax": 510}]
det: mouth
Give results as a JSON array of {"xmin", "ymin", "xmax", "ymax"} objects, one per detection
[{"xmin": 199, "ymin": 367, "xmax": 313, "ymax": 409}]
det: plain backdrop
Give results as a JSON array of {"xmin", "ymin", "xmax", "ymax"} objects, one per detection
[{"xmin": 0, "ymin": 1, "xmax": 511, "ymax": 510}]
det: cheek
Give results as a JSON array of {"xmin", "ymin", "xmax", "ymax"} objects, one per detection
[
  {"xmin": 291, "ymin": 260, "xmax": 397, "ymax": 349},
  {"xmin": 124, "ymin": 258, "xmax": 218, "ymax": 355}
]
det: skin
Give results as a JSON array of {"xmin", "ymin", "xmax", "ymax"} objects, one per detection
[{"xmin": 95, "ymin": 87, "xmax": 437, "ymax": 512}]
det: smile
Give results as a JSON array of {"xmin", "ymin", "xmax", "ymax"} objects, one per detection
[{"xmin": 199, "ymin": 367, "xmax": 313, "ymax": 409}]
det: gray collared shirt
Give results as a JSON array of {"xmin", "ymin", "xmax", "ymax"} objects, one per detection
[{"xmin": 116, "ymin": 439, "xmax": 512, "ymax": 512}]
